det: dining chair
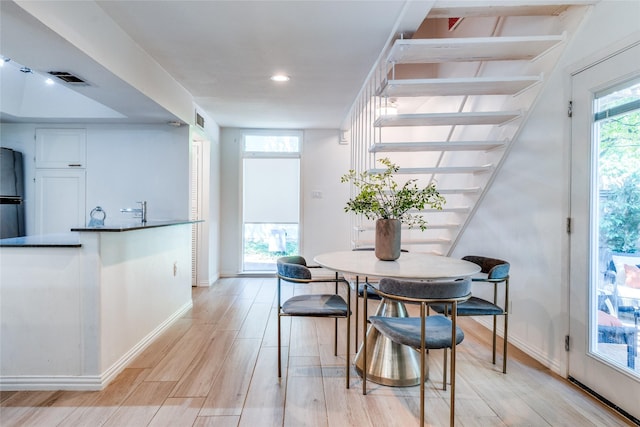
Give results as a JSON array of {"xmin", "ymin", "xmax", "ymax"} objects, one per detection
[
  {"xmin": 349, "ymin": 247, "xmax": 408, "ymax": 350},
  {"xmin": 362, "ymin": 277, "xmax": 471, "ymax": 426},
  {"xmin": 432, "ymin": 255, "xmax": 510, "ymax": 373},
  {"xmin": 276, "ymin": 255, "xmax": 351, "ymax": 388}
]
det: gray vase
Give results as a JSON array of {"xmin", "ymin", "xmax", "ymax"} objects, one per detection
[{"xmin": 375, "ymin": 219, "xmax": 401, "ymax": 261}]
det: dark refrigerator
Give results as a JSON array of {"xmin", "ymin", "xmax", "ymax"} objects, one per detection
[{"xmin": 0, "ymin": 147, "xmax": 26, "ymax": 238}]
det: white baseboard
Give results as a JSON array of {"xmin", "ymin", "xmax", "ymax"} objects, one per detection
[
  {"xmin": 0, "ymin": 375, "xmax": 103, "ymax": 391},
  {"xmin": 472, "ymin": 317, "xmax": 562, "ymax": 375},
  {"xmin": 196, "ymin": 273, "xmax": 219, "ymax": 287},
  {"xmin": 0, "ymin": 301, "xmax": 193, "ymax": 391}
]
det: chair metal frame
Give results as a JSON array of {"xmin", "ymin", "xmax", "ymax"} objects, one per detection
[
  {"xmin": 352, "ymin": 274, "xmax": 379, "ymax": 350},
  {"xmin": 350, "ymin": 247, "xmax": 407, "ymax": 350},
  {"xmin": 463, "ymin": 255, "xmax": 510, "ymax": 373},
  {"xmin": 276, "ymin": 256, "xmax": 351, "ymax": 389},
  {"xmin": 362, "ymin": 278, "xmax": 471, "ymax": 426},
  {"xmin": 434, "ymin": 255, "xmax": 510, "ymax": 373}
]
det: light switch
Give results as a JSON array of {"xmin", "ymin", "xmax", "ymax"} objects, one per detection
[{"xmin": 312, "ymin": 191, "xmax": 323, "ymax": 199}]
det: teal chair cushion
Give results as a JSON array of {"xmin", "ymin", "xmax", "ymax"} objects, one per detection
[
  {"xmin": 282, "ymin": 294, "xmax": 348, "ymax": 316},
  {"xmin": 369, "ymin": 315, "xmax": 464, "ymax": 349}
]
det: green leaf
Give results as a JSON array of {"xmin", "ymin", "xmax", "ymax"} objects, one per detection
[{"xmin": 341, "ymin": 158, "xmax": 446, "ymax": 229}]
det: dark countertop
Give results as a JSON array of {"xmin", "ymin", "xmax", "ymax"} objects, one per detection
[
  {"xmin": 0, "ymin": 233, "xmax": 81, "ymax": 248},
  {"xmin": 1, "ymin": 220, "xmax": 200, "ymax": 247},
  {"xmin": 71, "ymin": 219, "xmax": 200, "ymax": 232}
]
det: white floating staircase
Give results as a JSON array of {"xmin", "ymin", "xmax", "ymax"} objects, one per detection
[{"xmin": 345, "ymin": 1, "xmax": 594, "ymax": 256}]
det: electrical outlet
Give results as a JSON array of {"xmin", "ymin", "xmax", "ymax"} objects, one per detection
[
  {"xmin": 312, "ymin": 191, "xmax": 323, "ymax": 199},
  {"xmin": 173, "ymin": 262, "xmax": 177, "ymax": 277}
]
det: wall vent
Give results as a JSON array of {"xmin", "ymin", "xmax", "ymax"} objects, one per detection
[
  {"xmin": 48, "ymin": 71, "xmax": 90, "ymax": 86},
  {"xmin": 195, "ymin": 112, "xmax": 205, "ymax": 129}
]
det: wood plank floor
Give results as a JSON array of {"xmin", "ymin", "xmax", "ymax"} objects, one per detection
[{"xmin": 0, "ymin": 277, "xmax": 634, "ymax": 426}]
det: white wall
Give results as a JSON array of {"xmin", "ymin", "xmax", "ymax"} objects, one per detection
[
  {"xmin": 300, "ymin": 130, "xmax": 352, "ymax": 257},
  {"xmin": 207, "ymin": 132, "xmax": 221, "ymax": 284},
  {"xmin": 0, "ymin": 123, "xmax": 190, "ymax": 234},
  {"xmin": 451, "ymin": 1, "xmax": 640, "ymax": 374},
  {"xmin": 219, "ymin": 128, "xmax": 242, "ymax": 275},
  {"xmin": 87, "ymin": 124, "xmax": 190, "ymax": 223},
  {"xmin": 219, "ymin": 128, "xmax": 351, "ymax": 275}
]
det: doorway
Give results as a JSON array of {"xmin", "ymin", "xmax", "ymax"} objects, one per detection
[
  {"xmin": 190, "ymin": 128, "xmax": 212, "ymax": 287},
  {"xmin": 569, "ymin": 40, "xmax": 640, "ymax": 421}
]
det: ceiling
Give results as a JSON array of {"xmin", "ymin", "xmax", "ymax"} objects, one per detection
[{"xmin": 0, "ymin": 1, "xmax": 432, "ymax": 129}]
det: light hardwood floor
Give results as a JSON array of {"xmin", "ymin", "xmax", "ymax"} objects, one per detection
[{"xmin": 0, "ymin": 277, "xmax": 634, "ymax": 426}]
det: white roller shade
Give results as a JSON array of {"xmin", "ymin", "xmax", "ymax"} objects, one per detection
[{"xmin": 243, "ymin": 158, "xmax": 299, "ymax": 223}]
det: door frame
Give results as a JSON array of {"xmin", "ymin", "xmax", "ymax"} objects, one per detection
[{"xmin": 568, "ymin": 38, "xmax": 640, "ymax": 421}]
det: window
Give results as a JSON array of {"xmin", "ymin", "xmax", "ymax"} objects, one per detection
[
  {"xmin": 242, "ymin": 131, "xmax": 302, "ymax": 272},
  {"xmin": 593, "ymin": 77, "xmax": 640, "ymax": 371}
]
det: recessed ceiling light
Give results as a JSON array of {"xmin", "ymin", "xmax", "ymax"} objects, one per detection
[{"xmin": 270, "ymin": 74, "xmax": 290, "ymax": 82}]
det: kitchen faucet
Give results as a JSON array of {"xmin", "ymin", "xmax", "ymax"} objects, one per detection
[{"xmin": 120, "ymin": 201, "xmax": 147, "ymax": 223}]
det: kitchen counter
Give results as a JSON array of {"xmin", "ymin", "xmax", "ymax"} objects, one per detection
[
  {"xmin": 0, "ymin": 232, "xmax": 81, "ymax": 247},
  {"xmin": 0, "ymin": 221, "xmax": 195, "ymax": 391},
  {"xmin": 0, "ymin": 220, "xmax": 200, "ymax": 247},
  {"xmin": 71, "ymin": 219, "xmax": 199, "ymax": 232}
]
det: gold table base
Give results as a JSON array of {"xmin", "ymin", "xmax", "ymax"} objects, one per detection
[{"xmin": 354, "ymin": 299, "xmax": 425, "ymax": 387}]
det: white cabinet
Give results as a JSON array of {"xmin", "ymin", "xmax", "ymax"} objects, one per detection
[
  {"xmin": 35, "ymin": 167, "xmax": 86, "ymax": 235},
  {"xmin": 35, "ymin": 128, "xmax": 86, "ymax": 168},
  {"xmin": 34, "ymin": 129, "xmax": 87, "ymax": 234}
]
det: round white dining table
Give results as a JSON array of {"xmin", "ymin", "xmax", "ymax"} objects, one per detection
[
  {"xmin": 314, "ymin": 250, "xmax": 481, "ymax": 386},
  {"xmin": 314, "ymin": 250, "xmax": 481, "ymax": 280}
]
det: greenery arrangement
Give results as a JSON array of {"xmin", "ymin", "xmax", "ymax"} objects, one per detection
[{"xmin": 341, "ymin": 157, "xmax": 445, "ymax": 230}]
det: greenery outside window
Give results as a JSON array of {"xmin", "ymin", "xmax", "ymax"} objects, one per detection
[{"xmin": 597, "ymin": 78, "xmax": 640, "ymax": 255}]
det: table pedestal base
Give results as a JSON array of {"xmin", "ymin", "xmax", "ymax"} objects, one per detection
[{"xmin": 354, "ymin": 299, "xmax": 424, "ymax": 387}]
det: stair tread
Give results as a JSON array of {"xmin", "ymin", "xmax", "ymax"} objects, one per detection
[
  {"xmin": 369, "ymin": 141, "xmax": 507, "ymax": 152},
  {"xmin": 356, "ymin": 223, "xmax": 461, "ymax": 231},
  {"xmin": 370, "ymin": 165, "xmax": 493, "ymax": 174},
  {"xmin": 387, "ymin": 34, "xmax": 565, "ymax": 64},
  {"xmin": 428, "ymin": 3, "xmax": 589, "ymax": 19},
  {"xmin": 378, "ymin": 75, "xmax": 542, "ymax": 97},
  {"xmin": 374, "ymin": 111, "xmax": 521, "ymax": 127},
  {"xmin": 370, "ymin": 165, "xmax": 492, "ymax": 175}
]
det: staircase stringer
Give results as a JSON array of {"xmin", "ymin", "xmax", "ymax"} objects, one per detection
[{"xmin": 446, "ymin": 4, "xmax": 594, "ymax": 255}]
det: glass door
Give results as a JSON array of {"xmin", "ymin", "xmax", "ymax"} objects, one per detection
[{"xmin": 569, "ymin": 41, "xmax": 640, "ymax": 421}]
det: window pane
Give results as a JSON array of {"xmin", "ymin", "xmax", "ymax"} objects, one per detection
[
  {"xmin": 243, "ymin": 223, "xmax": 299, "ymax": 271},
  {"xmin": 244, "ymin": 134, "xmax": 300, "ymax": 153},
  {"xmin": 594, "ymin": 78, "xmax": 640, "ymax": 373},
  {"xmin": 595, "ymin": 78, "xmax": 640, "ymax": 114}
]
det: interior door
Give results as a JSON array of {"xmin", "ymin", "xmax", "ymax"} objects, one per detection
[{"xmin": 568, "ymin": 41, "xmax": 640, "ymax": 421}]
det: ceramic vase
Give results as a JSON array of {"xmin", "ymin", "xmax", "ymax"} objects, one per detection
[{"xmin": 375, "ymin": 218, "xmax": 401, "ymax": 261}]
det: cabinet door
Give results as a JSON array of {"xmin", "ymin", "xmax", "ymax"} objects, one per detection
[
  {"xmin": 35, "ymin": 169, "xmax": 86, "ymax": 235},
  {"xmin": 36, "ymin": 129, "xmax": 86, "ymax": 168}
]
